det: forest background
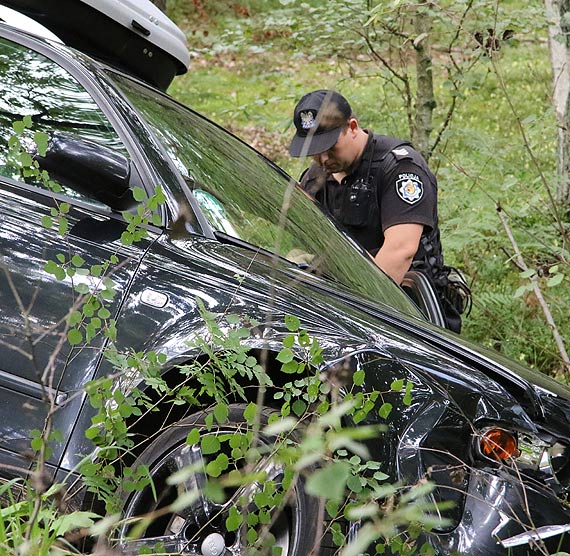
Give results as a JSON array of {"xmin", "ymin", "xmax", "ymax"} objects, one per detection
[{"xmin": 161, "ymin": 0, "xmax": 566, "ymax": 379}]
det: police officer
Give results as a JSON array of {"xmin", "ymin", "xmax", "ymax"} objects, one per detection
[{"xmin": 289, "ymin": 89, "xmax": 462, "ymax": 331}]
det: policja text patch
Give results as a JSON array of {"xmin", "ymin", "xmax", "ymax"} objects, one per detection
[{"xmin": 396, "ymin": 173, "xmax": 423, "ymax": 204}]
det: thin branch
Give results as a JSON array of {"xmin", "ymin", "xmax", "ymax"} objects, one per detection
[
  {"xmin": 491, "ymin": 55, "xmax": 569, "ymax": 256},
  {"xmin": 497, "ymin": 205, "xmax": 570, "ymax": 378}
]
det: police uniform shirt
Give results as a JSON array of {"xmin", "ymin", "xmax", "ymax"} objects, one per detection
[{"xmin": 300, "ymin": 131, "xmax": 440, "ymax": 259}]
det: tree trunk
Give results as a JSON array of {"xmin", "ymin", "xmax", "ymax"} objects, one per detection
[
  {"xmin": 546, "ymin": 0, "xmax": 570, "ymax": 204},
  {"xmin": 150, "ymin": 0, "xmax": 167, "ymax": 13},
  {"xmin": 413, "ymin": 12, "xmax": 436, "ymax": 161}
]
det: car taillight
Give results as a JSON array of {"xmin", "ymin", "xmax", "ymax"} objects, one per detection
[{"xmin": 479, "ymin": 428, "xmax": 520, "ymax": 461}]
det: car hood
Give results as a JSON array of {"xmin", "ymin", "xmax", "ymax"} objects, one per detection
[{"xmin": 121, "ymin": 234, "xmax": 570, "ymax": 426}]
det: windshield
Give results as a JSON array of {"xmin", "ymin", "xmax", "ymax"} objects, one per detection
[{"xmin": 111, "ymin": 72, "xmax": 421, "ymax": 317}]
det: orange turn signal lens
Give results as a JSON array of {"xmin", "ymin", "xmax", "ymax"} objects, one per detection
[{"xmin": 480, "ymin": 428, "xmax": 520, "ymax": 461}]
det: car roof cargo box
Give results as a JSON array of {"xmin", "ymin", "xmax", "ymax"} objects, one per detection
[{"xmin": 0, "ymin": 0, "xmax": 190, "ymax": 90}]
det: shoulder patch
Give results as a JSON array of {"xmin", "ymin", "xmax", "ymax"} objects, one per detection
[{"xmin": 396, "ymin": 173, "xmax": 423, "ymax": 204}]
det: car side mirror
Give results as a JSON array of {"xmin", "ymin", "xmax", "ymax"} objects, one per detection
[{"xmin": 34, "ymin": 132, "xmax": 136, "ymax": 211}]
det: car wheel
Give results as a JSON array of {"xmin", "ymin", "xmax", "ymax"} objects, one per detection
[{"xmin": 116, "ymin": 404, "xmax": 321, "ymax": 556}]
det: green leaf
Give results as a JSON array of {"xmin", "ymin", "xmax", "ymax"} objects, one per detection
[
  {"xmin": 225, "ymin": 507, "xmax": 243, "ymax": 532},
  {"xmin": 390, "ymin": 379, "xmax": 404, "ymax": 392},
  {"xmin": 12, "ymin": 120, "xmax": 25, "ymax": 134},
  {"xmin": 285, "ymin": 314, "xmax": 300, "ymax": 331},
  {"xmin": 85, "ymin": 426, "xmax": 100, "ymax": 440},
  {"xmin": 281, "ymin": 360, "xmax": 300, "ymax": 374},
  {"xmin": 276, "ymin": 348, "xmax": 294, "ymax": 363},
  {"xmin": 420, "ymin": 542, "xmax": 437, "ymax": 556},
  {"xmin": 52, "ymin": 511, "xmax": 98, "ymax": 536},
  {"xmin": 226, "ymin": 313, "xmax": 241, "ymax": 324},
  {"xmin": 390, "ymin": 536, "xmax": 404, "ymax": 553},
  {"xmin": 41, "ymin": 215, "xmax": 53, "ymax": 229},
  {"xmin": 245, "ymin": 355, "xmax": 257, "ymax": 367},
  {"xmin": 283, "ymin": 334, "xmax": 295, "ymax": 348},
  {"xmin": 214, "ymin": 403, "xmax": 229, "ymax": 423},
  {"xmin": 206, "ymin": 460, "xmax": 222, "ymax": 477},
  {"xmin": 246, "ymin": 527, "xmax": 258, "ymax": 543},
  {"xmin": 306, "ymin": 461, "xmax": 351, "ymax": 502},
  {"xmin": 346, "ymin": 474, "xmax": 363, "ymax": 493},
  {"xmin": 214, "ymin": 452, "xmax": 229, "ymax": 472},
  {"xmin": 33, "ymin": 131, "xmax": 49, "ymax": 156},
  {"xmin": 403, "ymin": 381, "xmax": 414, "ymax": 406},
  {"xmin": 298, "ymin": 330, "xmax": 311, "ymax": 347},
  {"xmin": 378, "ymin": 402, "xmax": 393, "ymax": 419},
  {"xmin": 31, "ymin": 436, "xmax": 43, "ymax": 452},
  {"xmin": 133, "ymin": 187, "xmax": 147, "ymax": 202},
  {"xmin": 98, "ymin": 308, "xmax": 111, "ymax": 319},
  {"xmin": 71, "ymin": 255, "xmax": 85, "ymax": 267},
  {"xmin": 44, "ymin": 260, "xmax": 59, "ymax": 276},
  {"xmin": 80, "ymin": 462, "xmax": 98, "ymax": 477},
  {"xmin": 106, "ymin": 320, "xmax": 117, "ymax": 341},
  {"xmin": 121, "ymin": 232, "xmax": 133, "ymax": 245},
  {"xmin": 247, "ymin": 513, "xmax": 259, "ymax": 526},
  {"xmin": 375, "ymin": 542, "xmax": 387, "ymax": 554},
  {"xmin": 184, "ymin": 422, "xmax": 201, "ymax": 443},
  {"xmin": 373, "ymin": 470, "xmax": 389, "ymax": 481},
  {"xmin": 353, "ymin": 369, "xmax": 365, "ymax": 386},
  {"xmin": 201, "ymin": 435, "xmax": 220, "ymax": 455},
  {"xmin": 58, "ymin": 217, "xmax": 69, "ymax": 236},
  {"xmin": 67, "ymin": 328, "xmax": 83, "ymax": 346},
  {"xmin": 82, "ymin": 300, "xmax": 96, "ymax": 318},
  {"xmin": 326, "ymin": 500, "xmax": 339, "ymax": 518},
  {"xmin": 243, "ymin": 402, "xmax": 257, "ymax": 424},
  {"xmin": 18, "ymin": 152, "xmax": 33, "ymax": 166},
  {"xmin": 205, "ymin": 412, "xmax": 214, "ymax": 429},
  {"xmin": 75, "ymin": 283, "xmax": 90, "ymax": 295},
  {"xmin": 69, "ymin": 311, "xmax": 82, "ymax": 326},
  {"xmin": 55, "ymin": 265, "xmax": 66, "ymax": 280},
  {"xmin": 513, "ymin": 285, "xmax": 529, "ymax": 298},
  {"xmin": 253, "ymin": 490, "xmax": 271, "ymax": 509},
  {"xmin": 547, "ymin": 273, "xmax": 564, "ymax": 287},
  {"xmin": 292, "ymin": 399, "xmax": 306, "ymax": 416},
  {"xmin": 521, "ymin": 114, "xmax": 537, "ymax": 125}
]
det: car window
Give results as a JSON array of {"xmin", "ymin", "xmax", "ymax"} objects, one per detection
[
  {"xmin": 110, "ymin": 73, "xmax": 423, "ymax": 316},
  {"xmin": 0, "ymin": 37, "xmax": 126, "ymax": 208}
]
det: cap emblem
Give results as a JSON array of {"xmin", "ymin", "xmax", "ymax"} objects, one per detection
[{"xmin": 300, "ymin": 110, "xmax": 317, "ymax": 130}]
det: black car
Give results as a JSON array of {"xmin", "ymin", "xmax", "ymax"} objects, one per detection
[{"xmin": 1, "ymin": 3, "xmax": 570, "ymax": 556}]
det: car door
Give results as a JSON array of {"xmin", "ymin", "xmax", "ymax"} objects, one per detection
[
  {"xmin": 0, "ymin": 34, "xmax": 151, "ymax": 479},
  {"xmin": 401, "ymin": 270, "xmax": 446, "ymax": 327}
]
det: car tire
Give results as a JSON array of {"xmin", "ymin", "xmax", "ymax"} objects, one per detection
[{"xmin": 115, "ymin": 404, "xmax": 323, "ymax": 556}]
